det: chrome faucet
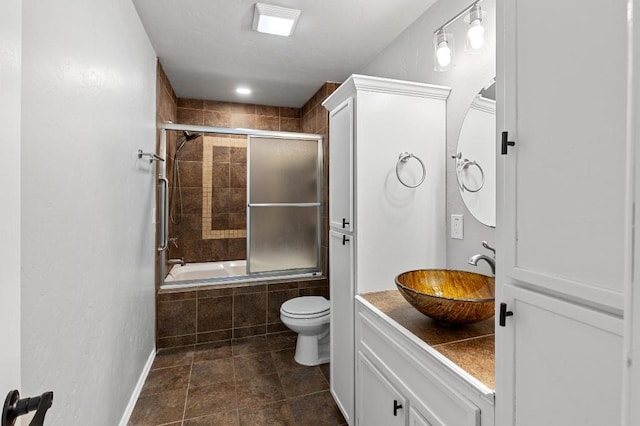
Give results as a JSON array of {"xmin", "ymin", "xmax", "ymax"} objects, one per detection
[
  {"xmin": 168, "ymin": 257, "xmax": 185, "ymax": 266},
  {"xmin": 468, "ymin": 241, "xmax": 496, "ymax": 275}
]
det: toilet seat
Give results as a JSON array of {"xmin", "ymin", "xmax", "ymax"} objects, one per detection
[{"xmin": 281, "ymin": 296, "xmax": 330, "ymax": 319}]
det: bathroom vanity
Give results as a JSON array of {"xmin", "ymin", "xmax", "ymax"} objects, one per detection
[{"xmin": 356, "ymin": 291, "xmax": 495, "ymax": 426}]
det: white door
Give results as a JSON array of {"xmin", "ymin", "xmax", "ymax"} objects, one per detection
[
  {"xmin": 500, "ymin": 284, "xmax": 623, "ymax": 425},
  {"xmin": 329, "ymin": 230, "xmax": 354, "ymax": 424},
  {"xmin": 499, "ymin": 0, "xmax": 628, "ymax": 311},
  {"xmin": 0, "ymin": 0, "xmax": 22, "ymax": 398},
  {"xmin": 328, "ymin": 97, "xmax": 354, "ymax": 233},
  {"xmin": 356, "ymin": 352, "xmax": 407, "ymax": 426}
]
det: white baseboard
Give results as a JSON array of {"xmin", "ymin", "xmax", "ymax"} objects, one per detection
[{"xmin": 119, "ymin": 347, "xmax": 156, "ymax": 426}]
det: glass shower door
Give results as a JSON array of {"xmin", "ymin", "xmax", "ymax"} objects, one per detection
[{"xmin": 247, "ymin": 136, "xmax": 322, "ymax": 274}]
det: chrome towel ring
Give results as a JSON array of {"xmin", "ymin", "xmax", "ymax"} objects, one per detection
[
  {"xmin": 452, "ymin": 152, "xmax": 485, "ymax": 193},
  {"xmin": 396, "ymin": 152, "xmax": 426, "ymax": 188}
]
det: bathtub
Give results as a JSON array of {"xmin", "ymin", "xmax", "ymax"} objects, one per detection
[
  {"xmin": 163, "ymin": 260, "xmax": 320, "ymax": 289},
  {"xmin": 165, "ymin": 260, "xmax": 247, "ymax": 282}
]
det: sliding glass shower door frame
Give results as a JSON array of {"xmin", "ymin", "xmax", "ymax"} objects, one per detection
[{"xmin": 246, "ymin": 134, "xmax": 323, "ymax": 276}]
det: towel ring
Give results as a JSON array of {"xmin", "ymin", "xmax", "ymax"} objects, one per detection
[
  {"xmin": 457, "ymin": 159, "xmax": 485, "ymax": 193},
  {"xmin": 396, "ymin": 152, "xmax": 426, "ymax": 188}
]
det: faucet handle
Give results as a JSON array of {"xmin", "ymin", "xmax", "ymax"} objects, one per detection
[{"xmin": 482, "ymin": 241, "xmax": 495, "ymax": 255}]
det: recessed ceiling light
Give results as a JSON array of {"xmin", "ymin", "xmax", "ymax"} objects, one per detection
[
  {"xmin": 252, "ymin": 3, "xmax": 301, "ymax": 37},
  {"xmin": 236, "ymin": 87, "xmax": 252, "ymax": 95}
]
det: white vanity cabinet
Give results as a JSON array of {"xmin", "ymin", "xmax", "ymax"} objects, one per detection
[
  {"xmin": 497, "ymin": 0, "xmax": 627, "ymax": 424},
  {"xmin": 355, "ymin": 297, "xmax": 494, "ymax": 426},
  {"xmin": 323, "ymin": 75, "xmax": 450, "ymax": 424}
]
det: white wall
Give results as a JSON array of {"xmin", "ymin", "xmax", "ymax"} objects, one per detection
[
  {"xmin": 0, "ymin": 0, "xmax": 22, "ymax": 396},
  {"xmin": 360, "ymin": 0, "xmax": 496, "ymax": 273},
  {"xmin": 20, "ymin": 0, "xmax": 157, "ymax": 424}
]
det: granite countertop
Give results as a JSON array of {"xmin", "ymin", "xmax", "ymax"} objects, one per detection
[{"xmin": 360, "ymin": 290, "xmax": 495, "ymax": 390}]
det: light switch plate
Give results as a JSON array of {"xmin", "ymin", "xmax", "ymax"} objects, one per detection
[{"xmin": 451, "ymin": 214, "xmax": 464, "ymax": 239}]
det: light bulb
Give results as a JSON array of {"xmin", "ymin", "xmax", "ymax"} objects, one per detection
[
  {"xmin": 436, "ymin": 41, "xmax": 452, "ymax": 67},
  {"xmin": 467, "ymin": 20, "xmax": 485, "ymax": 50}
]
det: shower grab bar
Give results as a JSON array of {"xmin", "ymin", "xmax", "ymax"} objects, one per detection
[
  {"xmin": 248, "ymin": 203, "xmax": 321, "ymax": 207},
  {"xmin": 395, "ymin": 152, "xmax": 426, "ymax": 188},
  {"xmin": 158, "ymin": 176, "xmax": 169, "ymax": 252}
]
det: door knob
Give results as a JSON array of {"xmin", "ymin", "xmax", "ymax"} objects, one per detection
[{"xmin": 2, "ymin": 390, "xmax": 53, "ymax": 426}]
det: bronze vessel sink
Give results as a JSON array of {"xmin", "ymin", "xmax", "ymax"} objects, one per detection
[{"xmin": 395, "ymin": 269, "xmax": 495, "ymax": 325}]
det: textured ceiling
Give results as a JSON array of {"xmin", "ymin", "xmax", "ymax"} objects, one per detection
[{"xmin": 133, "ymin": 0, "xmax": 438, "ymax": 107}]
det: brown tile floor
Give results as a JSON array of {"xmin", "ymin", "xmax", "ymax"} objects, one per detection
[{"xmin": 129, "ymin": 332, "xmax": 347, "ymax": 426}]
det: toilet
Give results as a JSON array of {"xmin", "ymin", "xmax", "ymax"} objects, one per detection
[{"xmin": 280, "ymin": 296, "xmax": 330, "ymax": 366}]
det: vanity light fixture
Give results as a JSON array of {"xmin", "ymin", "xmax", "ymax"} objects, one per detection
[
  {"xmin": 433, "ymin": 0, "xmax": 485, "ymax": 71},
  {"xmin": 465, "ymin": 3, "xmax": 486, "ymax": 52},
  {"xmin": 252, "ymin": 3, "xmax": 301, "ymax": 37},
  {"xmin": 434, "ymin": 29, "xmax": 454, "ymax": 71}
]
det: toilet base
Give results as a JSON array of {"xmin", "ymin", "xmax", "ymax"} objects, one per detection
[{"xmin": 294, "ymin": 332, "xmax": 330, "ymax": 366}]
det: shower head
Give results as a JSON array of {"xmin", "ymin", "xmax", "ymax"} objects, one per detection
[{"xmin": 183, "ymin": 131, "xmax": 202, "ymax": 141}]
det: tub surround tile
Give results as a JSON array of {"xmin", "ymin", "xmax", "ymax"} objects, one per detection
[
  {"xmin": 228, "ymin": 238, "xmax": 247, "ymax": 259},
  {"xmin": 181, "ymin": 187, "xmax": 204, "ymax": 214},
  {"xmin": 234, "ymin": 292, "xmax": 267, "ymax": 328},
  {"xmin": 196, "ymin": 329, "xmax": 233, "ymax": 344},
  {"xmin": 256, "ymin": 105, "xmax": 279, "ymax": 117},
  {"xmin": 178, "ymin": 98, "xmax": 205, "ymax": 109},
  {"xmin": 198, "ymin": 295, "xmax": 233, "ymax": 332},
  {"xmin": 233, "ymin": 284, "xmax": 267, "ymax": 295},
  {"xmin": 204, "ymin": 110, "xmax": 232, "ymax": 128},
  {"xmin": 233, "ymin": 324, "xmax": 267, "ymax": 339},
  {"xmin": 158, "ymin": 299, "xmax": 196, "ymax": 338},
  {"xmin": 177, "ymin": 108, "xmax": 204, "ymax": 126},
  {"xmin": 177, "ymin": 138, "xmax": 203, "ymax": 162},
  {"xmin": 158, "ymin": 334, "xmax": 197, "ymax": 349},
  {"xmin": 299, "ymin": 286, "xmax": 329, "ymax": 299},
  {"xmin": 279, "ymin": 107, "xmax": 300, "ymax": 118},
  {"xmin": 204, "ymin": 100, "xmax": 232, "ymax": 112},
  {"xmin": 201, "ymin": 239, "xmax": 229, "ymax": 261},
  {"xmin": 230, "ymin": 147, "xmax": 246, "ymax": 163},
  {"xmin": 158, "ymin": 291, "xmax": 197, "ymax": 302},
  {"xmin": 179, "ymin": 161, "xmax": 204, "ymax": 186},
  {"xmin": 268, "ymin": 289, "xmax": 298, "ymax": 324},
  {"xmin": 198, "ymin": 287, "xmax": 234, "ymax": 299}
]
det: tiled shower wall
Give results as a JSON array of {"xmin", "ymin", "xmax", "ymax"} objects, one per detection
[
  {"xmin": 168, "ymin": 100, "xmax": 303, "ymax": 264},
  {"xmin": 155, "ymin": 64, "xmax": 340, "ymax": 348}
]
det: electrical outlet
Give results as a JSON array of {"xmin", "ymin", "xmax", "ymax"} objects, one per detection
[{"xmin": 451, "ymin": 214, "xmax": 464, "ymax": 239}]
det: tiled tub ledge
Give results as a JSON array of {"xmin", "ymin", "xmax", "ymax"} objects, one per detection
[{"xmin": 359, "ymin": 289, "xmax": 495, "ymax": 390}]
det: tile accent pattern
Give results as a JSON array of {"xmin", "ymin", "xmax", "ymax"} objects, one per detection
[
  {"xmin": 129, "ymin": 334, "xmax": 346, "ymax": 425},
  {"xmin": 157, "ymin": 278, "xmax": 329, "ymax": 349}
]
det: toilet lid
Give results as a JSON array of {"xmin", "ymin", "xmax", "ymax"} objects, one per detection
[{"xmin": 281, "ymin": 296, "xmax": 330, "ymax": 317}]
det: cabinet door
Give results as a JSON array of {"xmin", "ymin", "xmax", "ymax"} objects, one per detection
[
  {"xmin": 357, "ymin": 352, "xmax": 407, "ymax": 426},
  {"xmin": 329, "ymin": 97, "xmax": 354, "ymax": 232},
  {"xmin": 330, "ymin": 230, "xmax": 354, "ymax": 424},
  {"xmin": 499, "ymin": 0, "xmax": 628, "ymax": 310},
  {"xmin": 498, "ymin": 284, "xmax": 623, "ymax": 425}
]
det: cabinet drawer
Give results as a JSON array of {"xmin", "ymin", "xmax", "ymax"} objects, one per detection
[{"xmin": 357, "ymin": 306, "xmax": 480, "ymax": 426}]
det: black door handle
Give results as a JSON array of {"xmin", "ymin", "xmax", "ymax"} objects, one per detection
[
  {"xmin": 393, "ymin": 400, "xmax": 403, "ymax": 416},
  {"xmin": 499, "ymin": 302, "xmax": 514, "ymax": 327},
  {"xmin": 501, "ymin": 131, "xmax": 516, "ymax": 155},
  {"xmin": 342, "ymin": 218, "xmax": 349, "ymax": 229},
  {"xmin": 342, "ymin": 234, "xmax": 350, "ymax": 245},
  {"xmin": 2, "ymin": 390, "xmax": 53, "ymax": 426}
]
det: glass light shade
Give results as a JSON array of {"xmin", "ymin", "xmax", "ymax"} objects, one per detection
[
  {"xmin": 464, "ymin": 4, "xmax": 487, "ymax": 53},
  {"xmin": 433, "ymin": 30, "xmax": 454, "ymax": 72}
]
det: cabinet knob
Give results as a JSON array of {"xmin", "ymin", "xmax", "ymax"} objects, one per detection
[
  {"xmin": 342, "ymin": 218, "xmax": 349, "ymax": 228},
  {"xmin": 499, "ymin": 302, "xmax": 514, "ymax": 327},
  {"xmin": 342, "ymin": 235, "xmax": 350, "ymax": 245},
  {"xmin": 393, "ymin": 400, "xmax": 403, "ymax": 416}
]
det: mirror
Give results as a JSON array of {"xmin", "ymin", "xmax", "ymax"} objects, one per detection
[{"xmin": 454, "ymin": 79, "xmax": 496, "ymax": 227}]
